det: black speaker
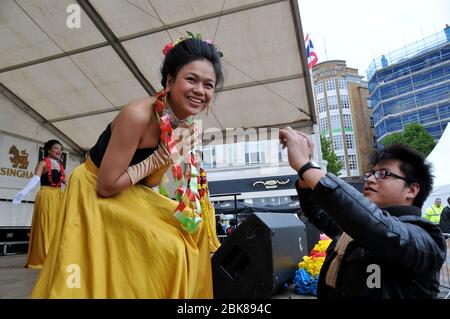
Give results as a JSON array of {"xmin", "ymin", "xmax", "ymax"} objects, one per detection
[
  {"xmin": 298, "ymin": 215, "xmax": 321, "ymax": 253},
  {"xmin": 0, "ymin": 227, "xmax": 30, "ymax": 241},
  {"xmin": 0, "ymin": 227, "xmax": 30, "ymax": 256},
  {"xmin": 212, "ymin": 212, "xmax": 307, "ymax": 299}
]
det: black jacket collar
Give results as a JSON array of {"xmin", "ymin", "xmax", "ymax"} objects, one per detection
[{"xmin": 383, "ymin": 205, "xmax": 421, "ymax": 217}]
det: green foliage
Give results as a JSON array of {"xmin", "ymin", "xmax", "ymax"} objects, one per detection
[
  {"xmin": 381, "ymin": 123, "xmax": 435, "ymax": 156},
  {"xmin": 321, "ymin": 135, "xmax": 343, "ymax": 176}
]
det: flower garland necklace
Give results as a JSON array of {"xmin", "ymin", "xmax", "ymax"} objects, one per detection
[
  {"xmin": 44, "ymin": 157, "xmax": 65, "ymax": 188},
  {"xmin": 161, "ymin": 102, "xmax": 190, "ymax": 129},
  {"xmin": 154, "ymin": 90, "xmax": 205, "ymax": 233}
]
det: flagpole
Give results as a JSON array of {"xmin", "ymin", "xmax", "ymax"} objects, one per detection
[
  {"xmin": 323, "ymin": 38, "xmax": 328, "ymax": 60},
  {"xmin": 305, "ymin": 33, "xmax": 325, "ymax": 170}
]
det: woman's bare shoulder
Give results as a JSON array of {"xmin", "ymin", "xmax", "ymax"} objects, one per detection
[{"xmin": 113, "ymin": 97, "xmax": 155, "ymax": 127}]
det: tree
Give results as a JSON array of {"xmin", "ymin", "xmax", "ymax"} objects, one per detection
[
  {"xmin": 381, "ymin": 123, "xmax": 435, "ymax": 156},
  {"xmin": 380, "ymin": 132, "xmax": 404, "ymax": 147},
  {"xmin": 320, "ymin": 135, "xmax": 343, "ymax": 176}
]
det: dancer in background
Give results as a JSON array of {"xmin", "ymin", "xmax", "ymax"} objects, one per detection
[
  {"xmin": 13, "ymin": 139, "xmax": 65, "ymax": 268},
  {"xmin": 31, "ymin": 34, "xmax": 223, "ymax": 298}
]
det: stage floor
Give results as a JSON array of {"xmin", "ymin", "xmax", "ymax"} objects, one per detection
[
  {"xmin": 0, "ymin": 254, "xmax": 39, "ymax": 299},
  {"xmin": 0, "ymin": 254, "xmax": 314, "ymax": 299}
]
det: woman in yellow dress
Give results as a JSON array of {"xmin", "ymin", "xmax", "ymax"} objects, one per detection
[
  {"xmin": 31, "ymin": 35, "xmax": 223, "ymax": 298},
  {"xmin": 13, "ymin": 139, "xmax": 65, "ymax": 268}
]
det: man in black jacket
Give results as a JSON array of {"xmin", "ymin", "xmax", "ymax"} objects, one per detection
[
  {"xmin": 439, "ymin": 197, "xmax": 450, "ymax": 233},
  {"xmin": 279, "ymin": 127, "xmax": 446, "ymax": 298}
]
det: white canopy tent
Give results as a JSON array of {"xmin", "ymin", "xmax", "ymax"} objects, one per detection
[
  {"xmin": 0, "ymin": 0, "xmax": 316, "ymax": 154},
  {"xmin": 0, "ymin": 0, "xmax": 317, "ymax": 227},
  {"xmin": 422, "ymin": 123, "xmax": 450, "ymax": 215}
]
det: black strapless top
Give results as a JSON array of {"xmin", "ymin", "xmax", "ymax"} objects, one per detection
[
  {"xmin": 89, "ymin": 123, "xmax": 157, "ymax": 168},
  {"xmin": 40, "ymin": 169, "xmax": 62, "ymax": 187}
]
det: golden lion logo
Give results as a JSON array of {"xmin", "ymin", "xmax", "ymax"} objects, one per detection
[{"xmin": 9, "ymin": 145, "xmax": 29, "ymax": 170}]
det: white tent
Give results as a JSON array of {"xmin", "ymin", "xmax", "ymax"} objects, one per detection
[
  {"xmin": 422, "ymin": 123, "xmax": 450, "ymax": 215},
  {"xmin": 0, "ymin": 0, "xmax": 316, "ymax": 153}
]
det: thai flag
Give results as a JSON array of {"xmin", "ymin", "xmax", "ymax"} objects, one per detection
[{"xmin": 305, "ymin": 34, "xmax": 318, "ymax": 70}]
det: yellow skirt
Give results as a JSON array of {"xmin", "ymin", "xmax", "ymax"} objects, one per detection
[
  {"xmin": 31, "ymin": 159, "xmax": 213, "ymax": 298},
  {"xmin": 26, "ymin": 186, "xmax": 62, "ymax": 269}
]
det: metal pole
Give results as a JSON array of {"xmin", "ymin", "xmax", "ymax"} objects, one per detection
[{"xmin": 234, "ymin": 194, "xmax": 238, "ymax": 224}]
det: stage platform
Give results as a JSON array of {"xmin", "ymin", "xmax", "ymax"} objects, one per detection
[{"xmin": 0, "ymin": 254, "xmax": 314, "ymax": 299}]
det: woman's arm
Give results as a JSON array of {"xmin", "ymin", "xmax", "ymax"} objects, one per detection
[
  {"xmin": 34, "ymin": 160, "xmax": 46, "ymax": 176},
  {"xmin": 97, "ymin": 99, "xmax": 154, "ymax": 197},
  {"xmin": 12, "ymin": 161, "xmax": 46, "ymax": 205}
]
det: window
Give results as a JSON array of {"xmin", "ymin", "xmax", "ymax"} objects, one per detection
[
  {"xmin": 338, "ymin": 155, "xmax": 347, "ymax": 176},
  {"xmin": 340, "ymin": 95, "xmax": 350, "ymax": 109},
  {"xmin": 317, "ymin": 98, "xmax": 326, "ymax": 113},
  {"xmin": 370, "ymin": 90, "xmax": 381, "ymax": 108},
  {"xmin": 415, "ymin": 90, "xmax": 435, "ymax": 107},
  {"xmin": 326, "ymin": 79, "xmax": 336, "ymax": 92},
  {"xmin": 338, "ymin": 78, "xmax": 347, "ymax": 90},
  {"xmin": 328, "ymin": 95, "xmax": 339, "ymax": 110},
  {"xmin": 373, "ymin": 136, "xmax": 378, "ymax": 148},
  {"xmin": 348, "ymin": 154, "xmax": 358, "ymax": 171},
  {"xmin": 278, "ymin": 143, "xmax": 288, "ymax": 162},
  {"xmin": 332, "ymin": 134, "xmax": 344, "ymax": 150},
  {"xmin": 315, "ymin": 81, "xmax": 324, "ymax": 95},
  {"xmin": 345, "ymin": 133, "xmax": 355, "ymax": 149},
  {"xmin": 320, "ymin": 117, "xmax": 328, "ymax": 133},
  {"xmin": 330, "ymin": 114, "xmax": 341, "ymax": 131},
  {"xmin": 426, "ymin": 123, "xmax": 443, "ymax": 139},
  {"xmin": 402, "ymin": 112, "xmax": 419, "ymax": 125},
  {"xmin": 412, "ymin": 72, "xmax": 432, "ymax": 90},
  {"xmin": 370, "ymin": 116, "xmax": 374, "ymax": 128},
  {"xmin": 380, "ymin": 83, "xmax": 397, "ymax": 100},
  {"xmin": 419, "ymin": 107, "xmax": 438, "ymax": 124},
  {"xmin": 385, "ymin": 116, "xmax": 403, "ymax": 133},
  {"xmin": 372, "ymin": 107, "xmax": 382, "ymax": 123},
  {"xmin": 343, "ymin": 113, "xmax": 353, "ymax": 129},
  {"xmin": 245, "ymin": 142, "xmax": 259, "ymax": 165},
  {"xmin": 431, "ymin": 67, "xmax": 445, "ymax": 84},
  {"xmin": 398, "ymin": 94, "xmax": 415, "ymax": 111},
  {"xmin": 438, "ymin": 102, "xmax": 450, "ymax": 120},
  {"xmin": 201, "ymin": 146, "xmax": 215, "ymax": 168},
  {"xmin": 382, "ymin": 99, "xmax": 399, "ymax": 116},
  {"xmin": 396, "ymin": 77, "xmax": 413, "ymax": 95},
  {"xmin": 259, "ymin": 140, "xmax": 266, "ymax": 164},
  {"xmin": 338, "ymin": 155, "xmax": 346, "ymax": 166},
  {"xmin": 226, "ymin": 144, "xmax": 234, "ymax": 167}
]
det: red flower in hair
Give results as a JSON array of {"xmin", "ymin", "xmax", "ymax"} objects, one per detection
[{"xmin": 162, "ymin": 42, "xmax": 174, "ymax": 56}]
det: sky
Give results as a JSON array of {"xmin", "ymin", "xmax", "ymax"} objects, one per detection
[{"xmin": 298, "ymin": 0, "xmax": 450, "ymax": 79}]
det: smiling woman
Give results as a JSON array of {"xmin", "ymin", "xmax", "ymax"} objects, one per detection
[
  {"xmin": 30, "ymin": 36, "xmax": 224, "ymax": 299},
  {"xmin": 12, "ymin": 139, "xmax": 65, "ymax": 269}
]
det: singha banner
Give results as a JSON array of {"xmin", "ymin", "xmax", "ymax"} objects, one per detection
[{"xmin": 0, "ymin": 134, "xmax": 39, "ymax": 190}]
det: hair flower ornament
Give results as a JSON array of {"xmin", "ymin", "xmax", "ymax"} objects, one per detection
[{"xmin": 162, "ymin": 31, "xmax": 224, "ymax": 57}]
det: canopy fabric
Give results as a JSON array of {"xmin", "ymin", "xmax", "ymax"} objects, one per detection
[
  {"xmin": 0, "ymin": 0, "xmax": 315, "ymax": 154},
  {"xmin": 422, "ymin": 123, "xmax": 450, "ymax": 214}
]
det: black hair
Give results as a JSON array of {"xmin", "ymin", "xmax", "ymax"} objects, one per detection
[
  {"xmin": 229, "ymin": 218, "xmax": 238, "ymax": 226},
  {"xmin": 160, "ymin": 38, "xmax": 223, "ymax": 90},
  {"xmin": 44, "ymin": 139, "xmax": 62, "ymax": 153},
  {"xmin": 369, "ymin": 144, "xmax": 433, "ymax": 208}
]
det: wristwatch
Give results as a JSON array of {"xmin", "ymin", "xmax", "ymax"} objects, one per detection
[{"xmin": 297, "ymin": 160, "xmax": 321, "ymax": 180}]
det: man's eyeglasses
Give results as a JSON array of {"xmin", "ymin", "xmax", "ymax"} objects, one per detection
[{"xmin": 363, "ymin": 169, "xmax": 410, "ymax": 183}]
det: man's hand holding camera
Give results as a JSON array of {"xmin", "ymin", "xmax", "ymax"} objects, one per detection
[{"xmin": 279, "ymin": 127, "xmax": 324, "ymax": 189}]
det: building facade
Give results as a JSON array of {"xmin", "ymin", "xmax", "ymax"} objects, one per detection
[
  {"xmin": 312, "ymin": 60, "xmax": 375, "ymax": 177},
  {"xmin": 367, "ymin": 27, "xmax": 450, "ymax": 144},
  {"xmin": 201, "ymin": 132, "xmax": 300, "ymax": 206}
]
